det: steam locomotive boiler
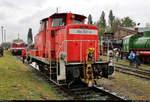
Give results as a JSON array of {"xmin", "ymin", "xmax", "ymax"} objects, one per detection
[{"xmin": 26, "ymin": 13, "xmax": 114, "ymax": 87}]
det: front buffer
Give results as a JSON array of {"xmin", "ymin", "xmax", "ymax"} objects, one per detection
[{"xmin": 66, "ymin": 48, "xmax": 114, "ymax": 87}]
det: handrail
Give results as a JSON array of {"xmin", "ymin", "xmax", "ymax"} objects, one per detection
[{"xmin": 67, "ymin": 40, "xmax": 98, "ymax": 41}]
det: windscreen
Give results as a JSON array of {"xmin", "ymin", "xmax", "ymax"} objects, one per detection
[
  {"xmin": 52, "ymin": 18, "xmax": 65, "ymax": 27},
  {"xmin": 74, "ymin": 19, "xmax": 82, "ymax": 24},
  {"xmin": 13, "ymin": 39, "xmax": 24, "ymax": 43}
]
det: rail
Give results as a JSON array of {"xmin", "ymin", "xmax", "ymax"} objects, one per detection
[{"xmin": 16, "ymin": 56, "xmax": 126, "ymax": 100}]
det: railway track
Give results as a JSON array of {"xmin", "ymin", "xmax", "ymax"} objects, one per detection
[
  {"xmin": 116, "ymin": 63, "xmax": 150, "ymax": 72},
  {"xmin": 16, "ymin": 56, "xmax": 126, "ymax": 100},
  {"xmin": 115, "ymin": 64, "xmax": 150, "ymax": 80}
]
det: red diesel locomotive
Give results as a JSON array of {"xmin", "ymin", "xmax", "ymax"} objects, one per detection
[
  {"xmin": 26, "ymin": 13, "xmax": 114, "ymax": 87},
  {"xmin": 11, "ymin": 38, "xmax": 25, "ymax": 55}
]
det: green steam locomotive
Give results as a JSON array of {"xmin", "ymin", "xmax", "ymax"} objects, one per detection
[{"xmin": 123, "ymin": 31, "xmax": 150, "ymax": 64}]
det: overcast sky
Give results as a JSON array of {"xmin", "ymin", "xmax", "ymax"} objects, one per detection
[{"xmin": 0, "ymin": 0, "xmax": 150, "ymax": 43}]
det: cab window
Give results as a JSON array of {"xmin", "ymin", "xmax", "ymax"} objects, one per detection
[
  {"xmin": 74, "ymin": 19, "xmax": 82, "ymax": 24},
  {"xmin": 13, "ymin": 39, "xmax": 23, "ymax": 43},
  {"xmin": 46, "ymin": 20, "xmax": 49, "ymax": 30},
  {"xmin": 39, "ymin": 21, "xmax": 44, "ymax": 32},
  {"xmin": 52, "ymin": 18, "xmax": 65, "ymax": 27}
]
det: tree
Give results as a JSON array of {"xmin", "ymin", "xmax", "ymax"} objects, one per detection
[
  {"xmin": 112, "ymin": 17, "xmax": 121, "ymax": 32},
  {"xmin": 27, "ymin": 28, "xmax": 33, "ymax": 45},
  {"xmin": 1, "ymin": 42, "xmax": 11, "ymax": 49},
  {"xmin": 108, "ymin": 10, "xmax": 115, "ymax": 32},
  {"xmin": 97, "ymin": 11, "xmax": 106, "ymax": 39},
  {"xmin": 121, "ymin": 17, "xmax": 136, "ymax": 27},
  {"xmin": 87, "ymin": 14, "xmax": 93, "ymax": 24},
  {"xmin": 98, "ymin": 11, "xmax": 106, "ymax": 28}
]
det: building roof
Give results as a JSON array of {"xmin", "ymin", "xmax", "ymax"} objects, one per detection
[
  {"xmin": 118, "ymin": 27, "xmax": 137, "ymax": 34},
  {"xmin": 138, "ymin": 27, "xmax": 150, "ymax": 32},
  {"xmin": 121, "ymin": 27, "xmax": 135, "ymax": 31},
  {"xmin": 120, "ymin": 27, "xmax": 150, "ymax": 33},
  {"xmin": 123, "ymin": 34, "xmax": 135, "ymax": 39}
]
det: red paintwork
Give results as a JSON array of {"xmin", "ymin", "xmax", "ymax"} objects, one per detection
[
  {"xmin": 66, "ymin": 24, "xmax": 98, "ymax": 62},
  {"xmin": 140, "ymin": 51, "xmax": 150, "ymax": 56},
  {"xmin": 11, "ymin": 42, "xmax": 25, "ymax": 51},
  {"xmin": 11, "ymin": 43, "xmax": 25, "ymax": 48},
  {"xmin": 28, "ymin": 13, "xmax": 100, "ymax": 63}
]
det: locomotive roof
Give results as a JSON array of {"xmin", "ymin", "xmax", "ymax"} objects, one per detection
[
  {"xmin": 41, "ymin": 13, "xmax": 86, "ymax": 21},
  {"xmin": 12, "ymin": 38, "xmax": 24, "ymax": 43}
]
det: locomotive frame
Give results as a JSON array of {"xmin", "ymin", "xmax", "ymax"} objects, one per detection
[{"xmin": 26, "ymin": 13, "xmax": 114, "ymax": 87}]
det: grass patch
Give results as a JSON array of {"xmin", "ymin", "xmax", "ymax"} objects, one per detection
[
  {"xmin": 0, "ymin": 51, "xmax": 68, "ymax": 100},
  {"xmin": 114, "ymin": 72, "xmax": 150, "ymax": 100}
]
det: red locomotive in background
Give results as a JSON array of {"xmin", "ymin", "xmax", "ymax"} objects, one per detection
[
  {"xmin": 26, "ymin": 13, "xmax": 114, "ymax": 87},
  {"xmin": 11, "ymin": 38, "xmax": 25, "ymax": 55}
]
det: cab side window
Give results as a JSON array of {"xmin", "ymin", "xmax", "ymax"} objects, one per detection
[
  {"xmin": 46, "ymin": 20, "xmax": 49, "ymax": 30},
  {"xmin": 39, "ymin": 21, "xmax": 44, "ymax": 32}
]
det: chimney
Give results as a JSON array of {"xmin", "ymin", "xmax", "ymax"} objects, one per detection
[{"xmin": 135, "ymin": 28, "xmax": 138, "ymax": 33}]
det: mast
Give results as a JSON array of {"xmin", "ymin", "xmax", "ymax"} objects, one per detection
[{"xmin": 18, "ymin": 33, "xmax": 19, "ymax": 39}]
